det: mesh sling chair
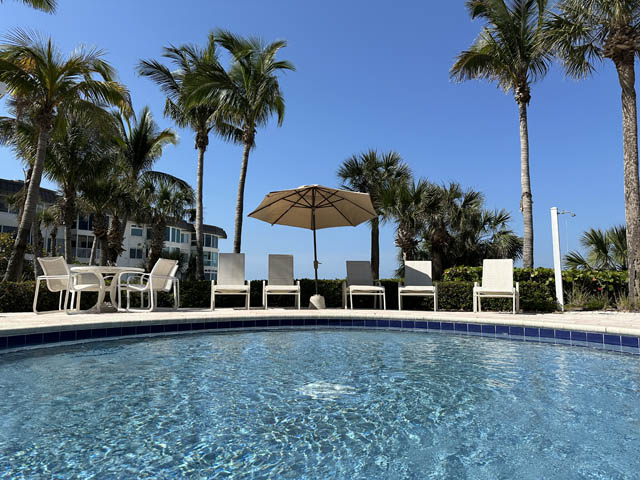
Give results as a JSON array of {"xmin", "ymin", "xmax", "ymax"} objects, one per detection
[
  {"xmin": 263, "ymin": 254, "xmax": 301, "ymax": 309},
  {"xmin": 211, "ymin": 253, "xmax": 250, "ymax": 310},
  {"xmin": 117, "ymin": 258, "xmax": 180, "ymax": 312},
  {"xmin": 343, "ymin": 261, "xmax": 386, "ymax": 309},
  {"xmin": 473, "ymin": 259, "xmax": 519, "ymax": 314},
  {"xmin": 34, "ymin": 256, "xmax": 102, "ymax": 314},
  {"xmin": 398, "ymin": 260, "xmax": 438, "ymax": 311}
]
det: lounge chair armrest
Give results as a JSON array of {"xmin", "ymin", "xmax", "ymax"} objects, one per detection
[
  {"xmin": 37, "ymin": 274, "xmax": 69, "ymax": 280},
  {"xmin": 118, "ymin": 271, "xmax": 148, "ymax": 286}
]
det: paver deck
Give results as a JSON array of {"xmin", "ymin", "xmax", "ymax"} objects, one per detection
[{"xmin": 2, "ymin": 308, "xmax": 640, "ymax": 337}]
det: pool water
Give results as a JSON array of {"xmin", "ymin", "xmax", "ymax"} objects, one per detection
[{"xmin": 1, "ymin": 330, "xmax": 639, "ymax": 479}]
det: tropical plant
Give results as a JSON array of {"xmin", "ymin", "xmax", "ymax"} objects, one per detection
[
  {"xmin": 338, "ymin": 149, "xmax": 412, "ymax": 279},
  {"xmin": 547, "ymin": 0, "xmax": 640, "ymax": 302},
  {"xmin": 451, "ymin": 0, "xmax": 554, "ymax": 269},
  {"xmin": 2, "ymin": 0, "xmax": 55, "ymax": 11},
  {"xmin": 46, "ymin": 110, "xmax": 114, "ymax": 263},
  {"xmin": 382, "ymin": 178, "xmax": 438, "ymax": 262},
  {"xmin": 138, "ymin": 35, "xmax": 241, "ymax": 280},
  {"xmin": 185, "ymin": 29, "xmax": 295, "ymax": 253},
  {"xmin": 415, "ymin": 182, "xmax": 522, "ymax": 279},
  {"xmin": 138, "ymin": 177, "xmax": 194, "ymax": 271},
  {"xmin": 38, "ymin": 204, "xmax": 60, "ymax": 256},
  {"xmin": 565, "ymin": 225, "xmax": 627, "ymax": 270},
  {"xmin": 106, "ymin": 106, "xmax": 180, "ymax": 264},
  {"xmin": 0, "ymin": 31, "xmax": 130, "ymax": 281}
]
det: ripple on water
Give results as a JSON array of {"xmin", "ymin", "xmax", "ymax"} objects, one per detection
[{"xmin": 0, "ymin": 330, "xmax": 639, "ymax": 479}]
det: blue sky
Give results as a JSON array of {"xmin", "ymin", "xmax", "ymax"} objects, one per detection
[{"xmin": 0, "ymin": 1, "xmax": 626, "ymax": 279}]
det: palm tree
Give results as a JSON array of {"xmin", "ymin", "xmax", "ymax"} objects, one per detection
[
  {"xmin": 451, "ymin": 0, "xmax": 554, "ymax": 269},
  {"xmin": 139, "ymin": 177, "xmax": 194, "ymax": 271},
  {"xmin": 46, "ymin": 110, "xmax": 113, "ymax": 263},
  {"xmin": 0, "ymin": 31, "xmax": 130, "ymax": 281},
  {"xmin": 185, "ymin": 30, "xmax": 295, "ymax": 253},
  {"xmin": 79, "ymin": 177, "xmax": 121, "ymax": 266},
  {"xmin": 382, "ymin": 178, "xmax": 438, "ymax": 262},
  {"xmin": 565, "ymin": 225, "xmax": 627, "ymax": 271},
  {"xmin": 106, "ymin": 107, "xmax": 180, "ymax": 264},
  {"xmin": 547, "ymin": 0, "xmax": 640, "ymax": 301},
  {"xmin": 418, "ymin": 182, "xmax": 522, "ymax": 279},
  {"xmin": 2, "ymin": 0, "xmax": 56, "ymax": 12},
  {"xmin": 138, "ymin": 35, "xmax": 240, "ymax": 279},
  {"xmin": 39, "ymin": 203, "xmax": 61, "ymax": 255},
  {"xmin": 338, "ymin": 150, "xmax": 412, "ymax": 279}
]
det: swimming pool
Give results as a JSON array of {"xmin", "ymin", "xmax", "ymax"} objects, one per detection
[{"xmin": 1, "ymin": 330, "xmax": 639, "ymax": 478}]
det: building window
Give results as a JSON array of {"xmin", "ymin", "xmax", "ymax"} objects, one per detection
[
  {"xmin": 1, "ymin": 225, "xmax": 17, "ymax": 234},
  {"xmin": 131, "ymin": 226, "xmax": 144, "ymax": 237},
  {"xmin": 204, "ymin": 271, "xmax": 217, "ymax": 281},
  {"xmin": 165, "ymin": 227, "xmax": 170, "ymax": 242},
  {"xmin": 181, "ymin": 233, "xmax": 189, "ymax": 244},
  {"xmin": 147, "ymin": 228, "xmax": 152, "ymax": 240},
  {"xmin": 130, "ymin": 248, "xmax": 144, "ymax": 259},
  {"xmin": 203, "ymin": 234, "xmax": 219, "ymax": 249}
]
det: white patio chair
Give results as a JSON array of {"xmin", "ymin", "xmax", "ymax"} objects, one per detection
[
  {"xmin": 211, "ymin": 253, "xmax": 250, "ymax": 310},
  {"xmin": 398, "ymin": 260, "xmax": 437, "ymax": 311},
  {"xmin": 473, "ymin": 259, "xmax": 519, "ymax": 314},
  {"xmin": 34, "ymin": 256, "xmax": 102, "ymax": 314},
  {"xmin": 117, "ymin": 258, "xmax": 180, "ymax": 312},
  {"xmin": 263, "ymin": 254, "xmax": 300, "ymax": 309},
  {"xmin": 343, "ymin": 261, "xmax": 386, "ymax": 310}
]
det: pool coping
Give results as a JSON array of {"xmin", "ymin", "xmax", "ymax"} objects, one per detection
[{"xmin": 2, "ymin": 309, "xmax": 640, "ymax": 355}]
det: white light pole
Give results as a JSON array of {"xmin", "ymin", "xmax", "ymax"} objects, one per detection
[{"xmin": 550, "ymin": 207, "xmax": 575, "ymax": 311}]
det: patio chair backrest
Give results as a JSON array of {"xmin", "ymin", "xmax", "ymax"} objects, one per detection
[
  {"xmin": 405, "ymin": 261, "xmax": 433, "ymax": 287},
  {"xmin": 37, "ymin": 256, "xmax": 70, "ymax": 292},
  {"xmin": 346, "ymin": 261, "xmax": 374, "ymax": 286},
  {"xmin": 218, "ymin": 253, "xmax": 245, "ymax": 285},
  {"xmin": 150, "ymin": 258, "xmax": 178, "ymax": 291},
  {"xmin": 268, "ymin": 254, "xmax": 294, "ymax": 286},
  {"xmin": 482, "ymin": 259, "xmax": 514, "ymax": 291}
]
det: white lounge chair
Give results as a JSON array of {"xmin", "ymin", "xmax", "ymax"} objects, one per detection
[
  {"xmin": 34, "ymin": 256, "xmax": 102, "ymax": 314},
  {"xmin": 263, "ymin": 254, "xmax": 300, "ymax": 309},
  {"xmin": 398, "ymin": 260, "xmax": 437, "ymax": 311},
  {"xmin": 117, "ymin": 258, "xmax": 180, "ymax": 312},
  {"xmin": 473, "ymin": 259, "xmax": 519, "ymax": 314},
  {"xmin": 211, "ymin": 253, "xmax": 250, "ymax": 310},
  {"xmin": 343, "ymin": 261, "xmax": 386, "ymax": 310}
]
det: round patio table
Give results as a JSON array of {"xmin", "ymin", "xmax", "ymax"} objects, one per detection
[{"xmin": 70, "ymin": 266, "xmax": 144, "ymax": 313}]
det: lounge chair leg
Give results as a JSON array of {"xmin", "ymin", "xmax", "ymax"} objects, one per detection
[
  {"xmin": 382, "ymin": 293, "xmax": 386, "ymax": 310},
  {"xmin": 398, "ymin": 293, "xmax": 402, "ymax": 311},
  {"xmin": 246, "ymin": 292, "xmax": 250, "ymax": 310},
  {"xmin": 33, "ymin": 280, "xmax": 40, "ymax": 314},
  {"xmin": 349, "ymin": 292, "xmax": 353, "ymax": 310},
  {"xmin": 434, "ymin": 293, "xmax": 438, "ymax": 312},
  {"xmin": 513, "ymin": 295, "xmax": 516, "ymax": 315}
]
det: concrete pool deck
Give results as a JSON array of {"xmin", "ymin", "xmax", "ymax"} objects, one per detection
[{"xmin": 2, "ymin": 308, "xmax": 640, "ymax": 337}]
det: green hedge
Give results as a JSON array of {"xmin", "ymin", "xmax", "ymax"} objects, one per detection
[
  {"xmin": 443, "ymin": 266, "xmax": 628, "ymax": 304},
  {"xmin": 2, "ymin": 277, "xmax": 556, "ymax": 313}
]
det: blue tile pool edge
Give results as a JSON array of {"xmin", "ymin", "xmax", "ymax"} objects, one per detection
[{"xmin": 1, "ymin": 318, "xmax": 639, "ymax": 356}]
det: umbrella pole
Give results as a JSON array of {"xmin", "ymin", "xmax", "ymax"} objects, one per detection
[{"xmin": 312, "ymin": 192, "xmax": 319, "ymax": 295}]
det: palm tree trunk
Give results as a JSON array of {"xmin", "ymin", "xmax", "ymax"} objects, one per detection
[
  {"xmin": 371, "ymin": 217, "xmax": 380, "ymax": 279},
  {"xmin": 88, "ymin": 235, "xmax": 97, "ymax": 266},
  {"xmin": 615, "ymin": 59, "xmax": 640, "ymax": 304},
  {"xmin": 518, "ymin": 100, "xmax": 534, "ymax": 269},
  {"xmin": 49, "ymin": 227, "xmax": 57, "ymax": 256},
  {"xmin": 92, "ymin": 213, "xmax": 108, "ymax": 266},
  {"xmin": 32, "ymin": 219, "xmax": 43, "ymax": 277},
  {"xmin": 195, "ymin": 145, "xmax": 206, "ymax": 280},
  {"xmin": 3, "ymin": 126, "xmax": 50, "ymax": 281},
  {"xmin": 62, "ymin": 187, "xmax": 76, "ymax": 263},
  {"xmin": 147, "ymin": 219, "xmax": 166, "ymax": 271},
  {"xmin": 233, "ymin": 141, "xmax": 251, "ymax": 254},
  {"xmin": 107, "ymin": 216, "xmax": 124, "ymax": 265}
]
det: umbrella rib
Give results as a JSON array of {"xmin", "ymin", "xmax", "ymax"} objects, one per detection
[
  {"xmin": 270, "ymin": 189, "xmax": 314, "ymax": 226},
  {"xmin": 317, "ymin": 187, "xmax": 377, "ymax": 217},
  {"xmin": 315, "ymin": 188, "xmax": 356, "ymax": 226},
  {"xmin": 249, "ymin": 188, "xmax": 313, "ymax": 216}
]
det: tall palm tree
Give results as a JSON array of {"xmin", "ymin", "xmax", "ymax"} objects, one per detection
[
  {"xmin": 106, "ymin": 107, "xmax": 180, "ymax": 264},
  {"xmin": 382, "ymin": 179, "xmax": 438, "ymax": 262},
  {"xmin": 338, "ymin": 150, "xmax": 412, "ymax": 279},
  {"xmin": 138, "ymin": 35, "xmax": 240, "ymax": 279},
  {"xmin": 185, "ymin": 30, "xmax": 295, "ymax": 253},
  {"xmin": 565, "ymin": 225, "xmax": 627, "ymax": 271},
  {"xmin": 46, "ymin": 110, "xmax": 113, "ymax": 263},
  {"xmin": 0, "ymin": 31, "xmax": 130, "ymax": 281},
  {"xmin": 548, "ymin": 0, "xmax": 640, "ymax": 301},
  {"xmin": 451, "ymin": 0, "xmax": 554, "ymax": 269},
  {"xmin": 139, "ymin": 177, "xmax": 194, "ymax": 271},
  {"xmin": 2, "ymin": 0, "xmax": 56, "ymax": 12}
]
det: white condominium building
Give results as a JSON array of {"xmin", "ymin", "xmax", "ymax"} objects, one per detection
[{"xmin": 0, "ymin": 179, "xmax": 226, "ymax": 280}]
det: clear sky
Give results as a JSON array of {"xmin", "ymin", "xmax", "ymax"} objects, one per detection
[{"xmin": 0, "ymin": 0, "xmax": 627, "ymax": 279}]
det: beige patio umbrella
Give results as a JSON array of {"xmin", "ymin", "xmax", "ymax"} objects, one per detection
[{"xmin": 248, "ymin": 185, "xmax": 376, "ymax": 295}]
